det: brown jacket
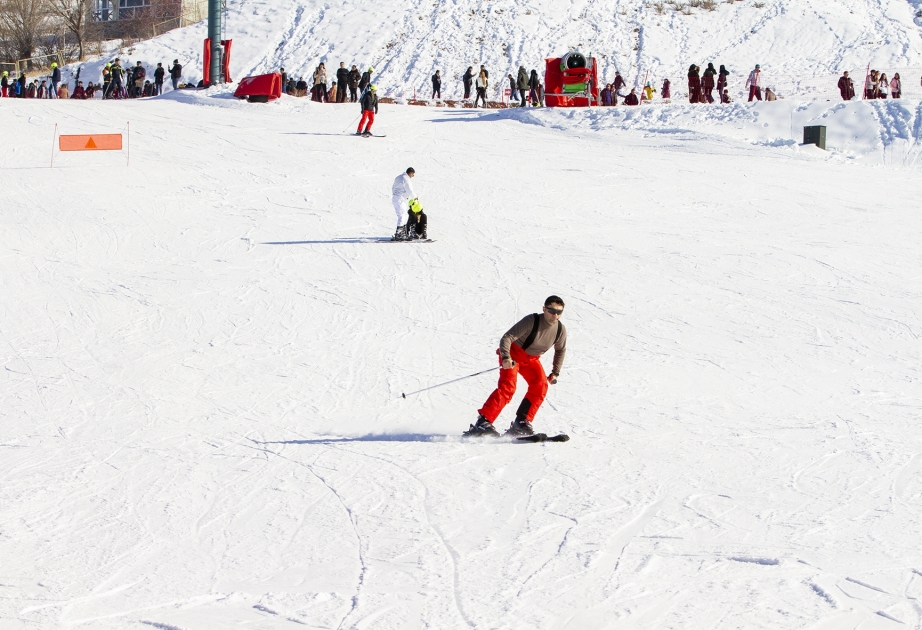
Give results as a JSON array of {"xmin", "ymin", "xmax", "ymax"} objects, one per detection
[{"xmin": 500, "ymin": 314, "xmax": 567, "ymax": 375}]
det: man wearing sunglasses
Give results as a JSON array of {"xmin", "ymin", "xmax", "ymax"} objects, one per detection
[{"xmin": 464, "ymin": 296, "xmax": 567, "ymax": 438}]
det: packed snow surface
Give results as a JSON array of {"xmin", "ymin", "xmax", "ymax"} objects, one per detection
[
  {"xmin": 68, "ymin": 0, "xmax": 922, "ymax": 98},
  {"xmin": 2, "ymin": 88, "xmax": 921, "ymax": 629}
]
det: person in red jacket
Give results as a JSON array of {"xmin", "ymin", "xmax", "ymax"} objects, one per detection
[{"xmin": 464, "ymin": 296, "xmax": 568, "ymax": 438}]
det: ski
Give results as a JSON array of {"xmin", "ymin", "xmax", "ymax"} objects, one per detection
[
  {"xmin": 516, "ymin": 433, "xmax": 546, "ymax": 443},
  {"xmin": 351, "ymin": 134, "xmax": 387, "ymax": 137},
  {"xmin": 388, "ymin": 239, "xmax": 435, "ymax": 243},
  {"xmin": 515, "ymin": 433, "xmax": 569, "ymax": 443}
]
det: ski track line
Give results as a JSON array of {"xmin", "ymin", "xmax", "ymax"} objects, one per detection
[
  {"xmin": 327, "ymin": 443, "xmax": 476, "ymax": 629},
  {"xmin": 894, "ymin": 454, "xmax": 922, "ymax": 505},
  {"xmin": 513, "ymin": 448, "xmax": 583, "ymax": 597},
  {"xmin": 241, "ymin": 440, "xmax": 367, "ymax": 630}
]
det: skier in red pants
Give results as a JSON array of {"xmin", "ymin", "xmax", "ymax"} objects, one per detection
[
  {"xmin": 356, "ymin": 84, "xmax": 378, "ymax": 137},
  {"xmin": 464, "ymin": 296, "xmax": 567, "ymax": 438}
]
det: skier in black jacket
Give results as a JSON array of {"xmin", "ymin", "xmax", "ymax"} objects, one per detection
[
  {"xmin": 356, "ymin": 84, "xmax": 378, "ymax": 136},
  {"xmin": 336, "ymin": 62, "xmax": 349, "ymax": 102},
  {"xmin": 431, "ymin": 70, "xmax": 441, "ymax": 99}
]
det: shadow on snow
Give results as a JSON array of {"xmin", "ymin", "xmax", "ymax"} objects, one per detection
[
  {"xmin": 256, "ymin": 433, "xmax": 457, "ymax": 444},
  {"xmin": 262, "ymin": 238, "xmax": 391, "ymax": 245}
]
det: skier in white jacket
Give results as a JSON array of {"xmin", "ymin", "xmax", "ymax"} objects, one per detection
[{"xmin": 391, "ymin": 167, "xmax": 417, "ymax": 241}]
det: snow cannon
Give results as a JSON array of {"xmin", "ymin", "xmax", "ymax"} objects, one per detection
[{"xmin": 545, "ymin": 51, "xmax": 599, "ymax": 107}]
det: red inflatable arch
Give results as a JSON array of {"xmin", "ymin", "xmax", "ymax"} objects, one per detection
[{"xmin": 233, "ymin": 73, "xmax": 283, "ymax": 102}]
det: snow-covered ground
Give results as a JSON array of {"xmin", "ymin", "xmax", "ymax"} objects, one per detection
[
  {"xmin": 64, "ymin": 0, "xmax": 922, "ymax": 99},
  {"xmin": 2, "ymin": 87, "xmax": 921, "ymax": 628}
]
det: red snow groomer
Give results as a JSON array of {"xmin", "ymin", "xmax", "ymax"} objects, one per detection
[{"xmin": 545, "ymin": 51, "xmax": 599, "ymax": 107}]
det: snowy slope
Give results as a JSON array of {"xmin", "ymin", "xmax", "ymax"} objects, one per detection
[
  {"xmin": 68, "ymin": 0, "xmax": 922, "ymax": 98},
  {"xmin": 2, "ymin": 89, "xmax": 922, "ymax": 629}
]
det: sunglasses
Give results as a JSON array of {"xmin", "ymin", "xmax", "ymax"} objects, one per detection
[{"xmin": 545, "ymin": 306, "xmax": 564, "ymax": 315}]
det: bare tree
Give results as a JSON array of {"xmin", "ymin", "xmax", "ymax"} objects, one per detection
[
  {"xmin": 0, "ymin": 0, "xmax": 50, "ymax": 61},
  {"xmin": 46, "ymin": 0, "xmax": 90, "ymax": 59}
]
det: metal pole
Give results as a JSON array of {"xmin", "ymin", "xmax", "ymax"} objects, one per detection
[{"xmin": 207, "ymin": 0, "xmax": 222, "ymax": 84}]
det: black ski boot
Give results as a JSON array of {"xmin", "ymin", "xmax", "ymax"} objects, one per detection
[
  {"xmin": 391, "ymin": 225, "xmax": 408, "ymax": 241},
  {"xmin": 463, "ymin": 415, "xmax": 500, "ymax": 438},
  {"xmin": 504, "ymin": 417, "xmax": 534, "ymax": 437}
]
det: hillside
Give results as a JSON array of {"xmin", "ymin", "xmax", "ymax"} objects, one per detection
[
  {"xmin": 70, "ymin": 0, "xmax": 922, "ymax": 98},
  {"xmin": 3, "ymin": 86, "xmax": 922, "ymax": 629}
]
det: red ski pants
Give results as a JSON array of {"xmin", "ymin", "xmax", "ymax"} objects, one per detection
[
  {"xmin": 478, "ymin": 343, "xmax": 548, "ymax": 423},
  {"xmin": 358, "ymin": 110, "xmax": 375, "ymax": 133}
]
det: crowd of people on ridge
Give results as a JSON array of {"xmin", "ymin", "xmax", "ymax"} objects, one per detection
[
  {"xmin": 3, "ymin": 55, "xmax": 919, "ymax": 105},
  {"xmin": 0, "ymin": 58, "xmax": 184, "ymax": 99}
]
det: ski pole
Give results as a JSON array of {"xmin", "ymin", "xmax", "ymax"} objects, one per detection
[
  {"xmin": 343, "ymin": 113, "xmax": 361, "ymax": 133},
  {"xmin": 401, "ymin": 366, "xmax": 499, "ymax": 399}
]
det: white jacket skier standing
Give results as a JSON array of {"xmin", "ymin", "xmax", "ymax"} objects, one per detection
[{"xmin": 391, "ymin": 167, "xmax": 417, "ymax": 241}]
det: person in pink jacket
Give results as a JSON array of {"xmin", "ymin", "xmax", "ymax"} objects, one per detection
[
  {"xmin": 745, "ymin": 64, "xmax": 762, "ymax": 101},
  {"xmin": 890, "ymin": 73, "xmax": 901, "ymax": 99}
]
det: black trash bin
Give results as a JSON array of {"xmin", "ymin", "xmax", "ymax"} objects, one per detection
[{"xmin": 803, "ymin": 125, "xmax": 826, "ymax": 150}]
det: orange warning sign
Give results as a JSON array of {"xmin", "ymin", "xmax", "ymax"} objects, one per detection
[{"xmin": 59, "ymin": 134, "xmax": 122, "ymax": 151}]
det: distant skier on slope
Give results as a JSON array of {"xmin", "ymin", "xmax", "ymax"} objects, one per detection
[
  {"xmin": 356, "ymin": 84, "xmax": 378, "ymax": 137},
  {"xmin": 391, "ymin": 167, "xmax": 417, "ymax": 241},
  {"xmin": 464, "ymin": 296, "xmax": 567, "ymax": 438}
]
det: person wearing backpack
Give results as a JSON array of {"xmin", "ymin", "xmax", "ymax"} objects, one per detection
[
  {"xmin": 464, "ymin": 296, "xmax": 567, "ymax": 438},
  {"xmin": 356, "ymin": 84, "xmax": 378, "ymax": 137}
]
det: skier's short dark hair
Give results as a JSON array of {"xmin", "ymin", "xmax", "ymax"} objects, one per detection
[
  {"xmin": 406, "ymin": 167, "xmax": 415, "ymax": 174},
  {"xmin": 545, "ymin": 295, "xmax": 565, "ymax": 307}
]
